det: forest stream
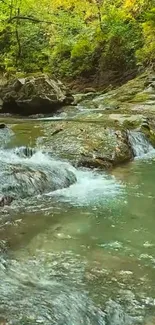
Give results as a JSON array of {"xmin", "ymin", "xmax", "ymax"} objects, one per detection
[{"xmin": 0, "ymin": 112, "xmax": 155, "ymax": 325}]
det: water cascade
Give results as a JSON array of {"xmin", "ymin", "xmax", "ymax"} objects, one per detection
[
  {"xmin": 0, "ymin": 148, "xmax": 77, "ymax": 199},
  {"xmin": 128, "ymin": 131, "xmax": 154, "ymax": 157}
]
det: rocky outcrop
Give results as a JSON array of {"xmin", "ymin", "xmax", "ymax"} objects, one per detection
[{"xmin": 0, "ymin": 75, "xmax": 73, "ymax": 115}]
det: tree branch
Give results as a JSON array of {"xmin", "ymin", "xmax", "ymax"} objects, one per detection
[
  {"xmin": 8, "ymin": 15, "xmax": 54, "ymax": 24},
  {"xmin": 15, "ymin": 8, "xmax": 22, "ymax": 64}
]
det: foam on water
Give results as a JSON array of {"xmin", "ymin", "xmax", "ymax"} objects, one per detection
[
  {"xmin": 0, "ymin": 149, "xmax": 77, "ymax": 199},
  {"xmin": 0, "ymin": 148, "xmax": 123, "ymax": 204},
  {"xmin": 0, "ymin": 148, "xmax": 73, "ymax": 172},
  {"xmin": 47, "ymin": 168, "xmax": 124, "ymax": 206}
]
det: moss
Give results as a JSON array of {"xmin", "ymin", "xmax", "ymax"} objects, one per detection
[
  {"xmin": 122, "ymin": 120, "xmax": 140, "ymax": 130},
  {"xmin": 148, "ymin": 132, "xmax": 155, "ymax": 147},
  {"xmin": 131, "ymin": 92, "xmax": 149, "ymax": 103},
  {"xmin": 116, "ymin": 94, "xmax": 135, "ymax": 102}
]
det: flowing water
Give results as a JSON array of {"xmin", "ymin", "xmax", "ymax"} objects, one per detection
[
  {"xmin": 128, "ymin": 131, "xmax": 154, "ymax": 158},
  {"xmin": 1, "ymin": 119, "xmax": 155, "ymax": 324}
]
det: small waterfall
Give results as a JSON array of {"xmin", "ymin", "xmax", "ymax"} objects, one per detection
[
  {"xmin": 128, "ymin": 131, "xmax": 154, "ymax": 157},
  {"xmin": 0, "ymin": 147, "xmax": 123, "ymax": 204},
  {"xmin": 0, "ymin": 149, "xmax": 77, "ymax": 199},
  {"xmin": 14, "ymin": 146, "xmax": 36, "ymax": 158}
]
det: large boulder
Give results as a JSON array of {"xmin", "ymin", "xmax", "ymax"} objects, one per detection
[
  {"xmin": 0, "ymin": 75, "xmax": 73, "ymax": 115},
  {"xmin": 42, "ymin": 121, "xmax": 134, "ymax": 169}
]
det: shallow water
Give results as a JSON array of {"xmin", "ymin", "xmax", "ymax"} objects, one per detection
[{"xmin": 0, "ymin": 119, "xmax": 155, "ymax": 324}]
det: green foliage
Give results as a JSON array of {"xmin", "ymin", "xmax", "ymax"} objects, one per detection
[
  {"xmin": 70, "ymin": 35, "xmax": 96, "ymax": 76},
  {"xmin": 0, "ymin": 0, "xmax": 155, "ymax": 80},
  {"xmin": 136, "ymin": 7, "xmax": 155, "ymax": 66},
  {"xmin": 99, "ymin": 18, "xmax": 142, "ymax": 72}
]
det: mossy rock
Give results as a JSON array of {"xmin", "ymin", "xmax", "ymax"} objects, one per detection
[
  {"xmin": 122, "ymin": 120, "xmax": 140, "ymax": 130},
  {"xmin": 43, "ymin": 121, "xmax": 133, "ymax": 169},
  {"xmin": 131, "ymin": 92, "xmax": 149, "ymax": 103}
]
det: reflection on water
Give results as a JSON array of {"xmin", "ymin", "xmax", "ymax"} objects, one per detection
[{"xmin": 0, "ymin": 119, "xmax": 155, "ymax": 323}]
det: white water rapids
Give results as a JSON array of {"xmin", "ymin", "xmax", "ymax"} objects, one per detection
[
  {"xmin": 0, "ymin": 130, "xmax": 154, "ymax": 205},
  {"xmin": 0, "ymin": 147, "xmax": 124, "ymax": 204}
]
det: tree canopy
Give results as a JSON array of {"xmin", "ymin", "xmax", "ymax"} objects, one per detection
[{"xmin": 0, "ymin": 0, "xmax": 155, "ymax": 83}]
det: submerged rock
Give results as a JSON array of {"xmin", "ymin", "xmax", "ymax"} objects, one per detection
[
  {"xmin": 0, "ymin": 75, "xmax": 73, "ymax": 115},
  {"xmin": 105, "ymin": 300, "xmax": 141, "ymax": 325},
  {"xmin": 0, "ymin": 256, "xmax": 144, "ymax": 325}
]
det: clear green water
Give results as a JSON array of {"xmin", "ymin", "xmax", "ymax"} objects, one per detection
[{"xmin": 1, "ymin": 119, "xmax": 155, "ymax": 324}]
